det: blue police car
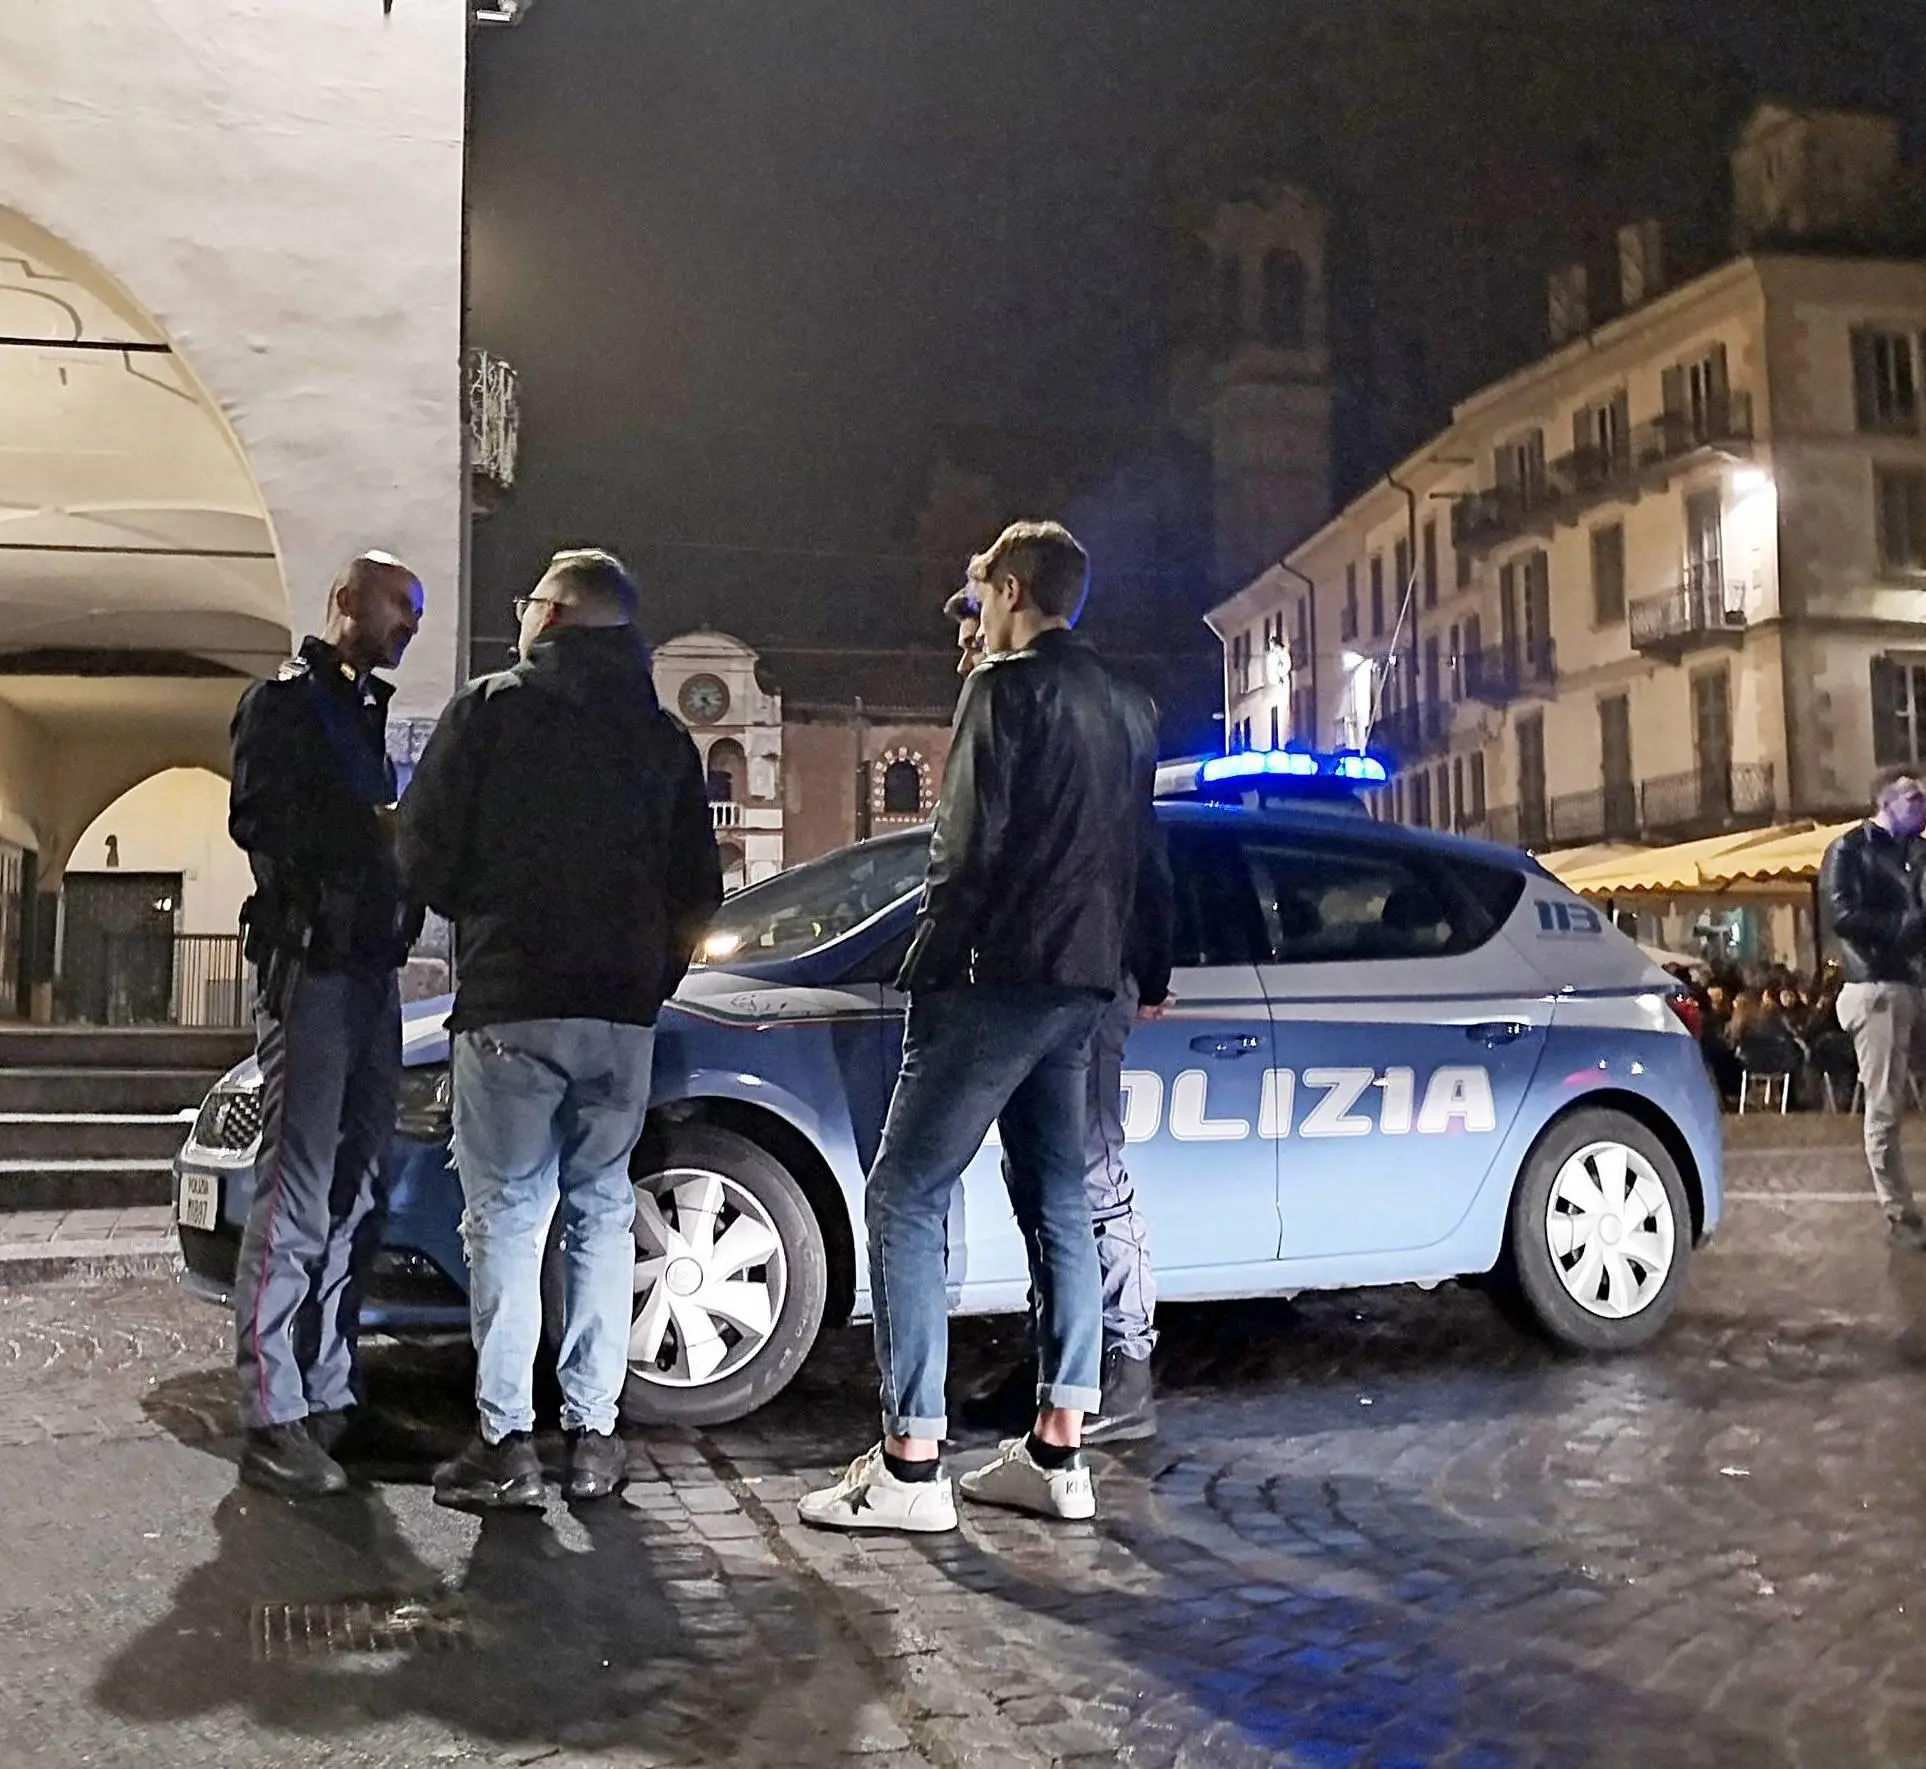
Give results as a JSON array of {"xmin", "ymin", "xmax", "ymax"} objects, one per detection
[{"xmin": 175, "ymin": 749, "xmax": 1722, "ymax": 1426}]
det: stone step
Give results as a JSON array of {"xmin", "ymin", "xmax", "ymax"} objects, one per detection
[
  {"xmin": 0, "ymin": 1161, "xmax": 177, "ymax": 1213},
  {"xmin": 0, "ymin": 1068, "xmax": 224, "ymax": 1116},
  {"xmin": 0, "ymin": 1206, "xmax": 179, "ymax": 1285},
  {"xmin": 0, "ymin": 1026, "xmax": 252, "ymax": 1073},
  {"xmin": 0, "ymin": 1114, "xmax": 192, "ymax": 1162}
]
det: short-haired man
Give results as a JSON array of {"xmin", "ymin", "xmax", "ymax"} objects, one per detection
[
  {"xmin": 944, "ymin": 585, "xmax": 1174, "ymax": 1443},
  {"xmin": 1822, "ymin": 766, "xmax": 1926, "ymax": 1247},
  {"xmin": 229, "ymin": 552, "xmax": 425, "ymax": 1498},
  {"xmin": 801, "ymin": 520, "xmax": 1165, "ymax": 1532},
  {"xmin": 400, "ymin": 548, "xmax": 722, "ymax": 1507}
]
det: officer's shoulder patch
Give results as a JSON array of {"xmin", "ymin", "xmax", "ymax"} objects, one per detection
[{"xmin": 273, "ymin": 656, "xmax": 312, "ymax": 684}]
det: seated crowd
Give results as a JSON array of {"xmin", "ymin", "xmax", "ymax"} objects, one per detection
[{"xmin": 1665, "ymin": 961, "xmax": 1871, "ymax": 1110}]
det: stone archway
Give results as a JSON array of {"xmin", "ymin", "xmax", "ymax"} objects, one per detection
[{"xmin": 0, "ymin": 208, "xmax": 287, "ymax": 1016}]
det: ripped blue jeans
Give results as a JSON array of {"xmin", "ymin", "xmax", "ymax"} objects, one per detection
[{"xmin": 452, "ymin": 1019, "xmax": 654, "ymax": 1441}]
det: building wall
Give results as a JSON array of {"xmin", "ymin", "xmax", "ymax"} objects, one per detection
[
  {"xmin": 0, "ymin": 1, "xmax": 469, "ymax": 720},
  {"xmin": 782, "ymin": 718, "xmax": 953, "ymax": 867}
]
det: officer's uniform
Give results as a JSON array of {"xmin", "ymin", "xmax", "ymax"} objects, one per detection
[{"xmin": 228, "ymin": 635, "xmax": 418, "ymax": 1433}]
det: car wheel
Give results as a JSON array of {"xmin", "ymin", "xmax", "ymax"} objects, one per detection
[
  {"xmin": 619, "ymin": 1123, "xmax": 827, "ymax": 1426},
  {"xmin": 1500, "ymin": 1109, "xmax": 1691, "ymax": 1353}
]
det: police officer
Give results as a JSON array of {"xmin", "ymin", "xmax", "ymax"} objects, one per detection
[{"xmin": 228, "ymin": 552, "xmax": 425, "ymax": 1498}]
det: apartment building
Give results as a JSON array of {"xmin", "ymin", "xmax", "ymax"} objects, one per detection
[{"xmin": 1209, "ymin": 104, "xmax": 1926, "ymax": 862}]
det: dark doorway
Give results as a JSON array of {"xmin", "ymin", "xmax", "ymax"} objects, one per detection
[{"xmin": 59, "ymin": 872, "xmax": 181, "ymax": 1026}]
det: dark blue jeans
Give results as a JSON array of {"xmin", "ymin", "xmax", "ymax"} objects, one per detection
[{"xmin": 867, "ymin": 985, "xmax": 1106, "ymax": 1440}]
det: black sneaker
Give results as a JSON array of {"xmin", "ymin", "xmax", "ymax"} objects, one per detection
[
  {"xmin": 239, "ymin": 1423, "xmax": 350, "ymax": 1499},
  {"xmin": 432, "ymin": 1432, "xmax": 546, "ymax": 1511},
  {"xmin": 1082, "ymin": 1345, "xmax": 1158, "ymax": 1446},
  {"xmin": 563, "ymin": 1429, "xmax": 629, "ymax": 1502},
  {"xmin": 958, "ymin": 1355, "xmax": 1039, "ymax": 1433}
]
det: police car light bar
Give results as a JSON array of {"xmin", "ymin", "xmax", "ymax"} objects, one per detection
[{"xmin": 1196, "ymin": 748, "xmax": 1388, "ymax": 787}]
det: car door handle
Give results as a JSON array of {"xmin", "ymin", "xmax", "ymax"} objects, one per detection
[
  {"xmin": 1190, "ymin": 1033, "xmax": 1264, "ymax": 1059},
  {"xmin": 1467, "ymin": 1021, "xmax": 1529, "ymax": 1046}
]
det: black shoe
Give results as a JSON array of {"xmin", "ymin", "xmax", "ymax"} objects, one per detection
[
  {"xmin": 1082, "ymin": 1345, "xmax": 1158, "ymax": 1446},
  {"xmin": 432, "ymin": 1432, "xmax": 546, "ymax": 1511},
  {"xmin": 563, "ymin": 1429, "xmax": 629, "ymax": 1502},
  {"xmin": 239, "ymin": 1424, "xmax": 350, "ymax": 1499},
  {"xmin": 305, "ymin": 1408, "xmax": 352, "ymax": 1457},
  {"xmin": 958, "ymin": 1355, "xmax": 1039, "ymax": 1433}
]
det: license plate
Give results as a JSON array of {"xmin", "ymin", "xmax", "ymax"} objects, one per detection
[{"xmin": 177, "ymin": 1170, "xmax": 219, "ymax": 1233}]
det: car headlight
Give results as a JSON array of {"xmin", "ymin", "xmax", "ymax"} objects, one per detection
[{"xmin": 395, "ymin": 1065, "xmax": 452, "ymax": 1141}]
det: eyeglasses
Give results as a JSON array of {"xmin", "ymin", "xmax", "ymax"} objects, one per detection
[{"xmin": 513, "ymin": 594, "xmax": 563, "ymax": 621}]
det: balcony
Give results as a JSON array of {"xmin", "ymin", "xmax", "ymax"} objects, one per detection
[
  {"xmin": 1459, "ymin": 805, "xmax": 1521, "ymax": 848},
  {"xmin": 1547, "ymin": 784, "xmax": 1641, "ymax": 848},
  {"xmin": 1628, "ymin": 566, "xmax": 1749, "ymax": 661},
  {"xmin": 1375, "ymin": 699, "xmax": 1453, "ymax": 764},
  {"xmin": 1640, "ymin": 762, "xmax": 1775, "ymax": 837},
  {"xmin": 467, "ymin": 347, "xmax": 521, "ymax": 515},
  {"xmin": 1462, "ymin": 640, "xmax": 1556, "ymax": 708},
  {"xmin": 711, "ymin": 802, "xmax": 743, "ymax": 830},
  {"xmin": 1630, "ymin": 392, "xmax": 1754, "ymax": 477}
]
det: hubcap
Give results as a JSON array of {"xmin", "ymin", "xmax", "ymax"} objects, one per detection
[
  {"xmin": 1544, "ymin": 1141, "xmax": 1676, "ymax": 1320},
  {"xmin": 630, "ymin": 1168, "xmax": 787, "ymax": 1388}
]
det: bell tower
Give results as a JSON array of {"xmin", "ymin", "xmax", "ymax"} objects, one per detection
[{"xmin": 1171, "ymin": 183, "xmax": 1335, "ymax": 590}]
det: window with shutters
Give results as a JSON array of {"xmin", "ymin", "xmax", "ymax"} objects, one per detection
[
  {"xmin": 1456, "ymin": 543, "xmax": 1472, "ymax": 591},
  {"xmin": 1495, "ymin": 429, "xmax": 1547, "ymax": 503},
  {"xmin": 1269, "ymin": 706, "xmax": 1280, "ymax": 749},
  {"xmin": 1573, "ymin": 390, "xmax": 1631, "ymax": 473},
  {"xmin": 1451, "ymin": 755, "xmax": 1466, "ymax": 830},
  {"xmin": 1435, "ymin": 761, "xmax": 1452, "ymax": 831},
  {"xmin": 1422, "ymin": 520, "xmax": 1439, "ymax": 609},
  {"xmin": 1876, "ymin": 468, "xmax": 1926, "ymax": 575},
  {"xmin": 1663, "ymin": 342, "xmax": 1731, "ymax": 442},
  {"xmin": 1469, "ymin": 752, "xmax": 1487, "ymax": 822},
  {"xmin": 1295, "ymin": 597, "xmax": 1309, "ymax": 655},
  {"xmin": 1523, "ymin": 550, "xmax": 1552, "ymax": 665},
  {"xmin": 1516, "ymin": 714, "xmax": 1548, "ymax": 847},
  {"xmin": 1448, "ymin": 623, "xmax": 1462, "ymax": 700},
  {"xmin": 1370, "ymin": 555, "xmax": 1386, "ymax": 637},
  {"xmin": 1394, "ymin": 537, "xmax": 1411, "ymax": 612},
  {"xmin": 1872, "ymin": 658, "xmax": 1926, "ymax": 769},
  {"xmin": 1341, "ymin": 563, "xmax": 1359, "ymax": 641},
  {"xmin": 1591, "ymin": 522, "xmax": 1627, "ymax": 625},
  {"xmin": 1851, "ymin": 328, "xmax": 1921, "ymax": 436},
  {"xmin": 1411, "ymin": 771, "xmax": 1433, "ymax": 829}
]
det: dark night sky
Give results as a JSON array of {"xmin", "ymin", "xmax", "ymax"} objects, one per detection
[{"xmin": 466, "ymin": 0, "xmax": 1926, "ymax": 663}]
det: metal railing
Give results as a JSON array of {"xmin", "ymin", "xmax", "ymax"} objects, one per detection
[
  {"xmin": 1458, "ymin": 805, "xmax": 1519, "ymax": 848},
  {"xmin": 1633, "ymin": 392, "xmax": 1754, "ymax": 470},
  {"xmin": 1462, "ymin": 640, "xmax": 1557, "ymax": 707},
  {"xmin": 56, "ymin": 932, "xmax": 249, "ymax": 1028},
  {"xmin": 1628, "ymin": 565, "xmax": 1749, "ymax": 652},
  {"xmin": 710, "ymin": 802, "xmax": 744, "ymax": 830},
  {"xmin": 1640, "ymin": 762, "xmax": 1775, "ymax": 835},
  {"xmin": 1548, "ymin": 785, "xmax": 1641, "ymax": 848},
  {"xmin": 1374, "ymin": 699, "xmax": 1452, "ymax": 763}
]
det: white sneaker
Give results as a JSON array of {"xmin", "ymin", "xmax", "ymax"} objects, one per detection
[
  {"xmin": 959, "ymin": 1437, "xmax": 1096, "ymax": 1521},
  {"xmin": 797, "ymin": 1445, "xmax": 958, "ymax": 1533}
]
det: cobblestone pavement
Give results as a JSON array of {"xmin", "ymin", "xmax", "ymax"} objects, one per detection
[{"xmin": 4, "ymin": 1136, "xmax": 1926, "ymax": 1766}]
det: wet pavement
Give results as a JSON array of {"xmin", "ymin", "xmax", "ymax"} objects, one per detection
[{"xmin": 5, "ymin": 1130, "xmax": 1926, "ymax": 1766}]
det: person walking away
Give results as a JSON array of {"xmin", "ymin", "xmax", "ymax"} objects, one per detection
[
  {"xmin": 799, "ymin": 520, "xmax": 1163, "ymax": 1533},
  {"xmin": 399, "ymin": 549, "xmax": 721, "ymax": 1508},
  {"xmin": 944, "ymin": 587, "xmax": 1175, "ymax": 1444},
  {"xmin": 229, "ymin": 552, "xmax": 425, "ymax": 1498},
  {"xmin": 1820, "ymin": 766, "xmax": 1926, "ymax": 1246}
]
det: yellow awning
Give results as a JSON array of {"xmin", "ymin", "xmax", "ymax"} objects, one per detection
[
  {"xmin": 1704, "ymin": 819, "xmax": 1857, "ymax": 888},
  {"xmin": 1536, "ymin": 842, "xmax": 1645, "ymax": 883},
  {"xmin": 1554, "ymin": 824, "xmax": 1812, "ymax": 897}
]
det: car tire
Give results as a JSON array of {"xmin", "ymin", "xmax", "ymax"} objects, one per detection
[
  {"xmin": 1498, "ymin": 1108, "xmax": 1692, "ymax": 1353},
  {"xmin": 542, "ymin": 1121, "xmax": 828, "ymax": 1428}
]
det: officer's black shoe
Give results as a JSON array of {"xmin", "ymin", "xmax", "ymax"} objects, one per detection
[
  {"xmin": 958, "ymin": 1354, "xmax": 1039, "ymax": 1433},
  {"xmin": 305, "ymin": 1408, "xmax": 352, "ymax": 1457},
  {"xmin": 432, "ymin": 1431, "xmax": 546, "ymax": 1512},
  {"xmin": 239, "ymin": 1424, "xmax": 350, "ymax": 1499},
  {"xmin": 1081, "ymin": 1346, "xmax": 1158, "ymax": 1447},
  {"xmin": 563, "ymin": 1429, "xmax": 629, "ymax": 1503}
]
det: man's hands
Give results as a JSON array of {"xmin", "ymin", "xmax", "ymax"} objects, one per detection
[{"xmin": 1138, "ymin": 992, "xmax": 1173, "ymax": 1023}]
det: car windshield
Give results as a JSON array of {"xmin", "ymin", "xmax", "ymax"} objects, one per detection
[{"xmin": 693, "ymin": 831, "xmax": 931, "ymax": 966}]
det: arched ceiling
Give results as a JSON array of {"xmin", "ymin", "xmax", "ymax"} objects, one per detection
[{"xmin": 0, "ymin": 207, "xmax": 288, "ymax": 672}]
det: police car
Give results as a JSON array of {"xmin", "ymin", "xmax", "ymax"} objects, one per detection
[{"xmin": 175, "ymin": 748, "xmax": 1723, "ymax": 1426}]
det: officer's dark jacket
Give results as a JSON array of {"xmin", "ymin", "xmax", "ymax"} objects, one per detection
[
  {"xmin": 397, "ymin": 624, "xmax": 723, "ymax": 1033},
  {"xmin": 901, "ymin": 626, "xmax": 1172, "ymax": 1001},
  {"xmin": 229, "ymin": 635, "xmax": 410, "ymax": 972},
  {"xmin": 1820, "ymin": 819, "xmax": 1926, "ymax": 984}
]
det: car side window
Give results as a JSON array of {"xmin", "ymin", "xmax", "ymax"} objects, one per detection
[
  {"xmin": 1167, "ymin": 825, "xmax": 1267, "ymax": 967},
  {"xmin": 1239, "ymin": 834, "xmax": 1520, "ymax": 966}
]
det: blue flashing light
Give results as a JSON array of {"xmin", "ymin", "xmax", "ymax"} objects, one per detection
[{"xmin": 1197, "ymin": 747, "xmax": 1388, "ymax": 788}]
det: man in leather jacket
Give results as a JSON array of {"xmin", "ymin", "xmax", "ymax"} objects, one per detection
[
  {"xmin": 802, "ymin": 521, "xmax": 1163, "ymax": 1534},
  {"xmin": 1820, "ymin": 765, "xmax": 1926, "ymax": 1246},
  {"xmin": 944, "ymin": 584, "xmax": 1175, "ymax": 1445}
]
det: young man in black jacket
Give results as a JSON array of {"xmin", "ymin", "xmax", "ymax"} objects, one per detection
[
  {"xmin": 1820, "ymin": 765, "xmax": 1926, "ymax": 1247},
  {"xmin": 399, "ymin": 549, "xmax": 722, "ymax": 1507},
  {"xmin": 801, "ymin": 521, "xmax": 1165, "ymax": 1533}
]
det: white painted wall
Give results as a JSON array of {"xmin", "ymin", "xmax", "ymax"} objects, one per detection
[
  {"xmin": 66, "ymin": 767, "xmax": 250, "ymax": 938},
  {"xmin": 0, "ymin": 1, "xmax": 469, "ymax": 721}
]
